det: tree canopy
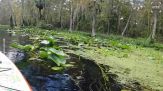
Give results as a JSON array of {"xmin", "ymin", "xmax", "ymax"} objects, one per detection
[{"xmin": 0, "ymin": 0, "xmax": 163, "ymax": 41}]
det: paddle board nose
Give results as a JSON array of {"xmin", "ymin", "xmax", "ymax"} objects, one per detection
[{"xmin": 0, "ymin": 52, "xmax": 32, "ymax": 91}]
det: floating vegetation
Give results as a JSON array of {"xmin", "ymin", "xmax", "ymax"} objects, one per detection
[{"xmin": 12, "ymin": 35, "xmax": 68, "ymax": 71}]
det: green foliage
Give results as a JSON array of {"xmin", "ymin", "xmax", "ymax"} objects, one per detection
[
  {"xmin": 12, "ymin": 44, "xmax": 36, "ymax": 52},
  {"xmin": 12, "ymin": 35, "xmax": 67, "ymax": 70},
  {"xmin": 20, "ymin": 28, "xmax": 163, "ymax": 51},
  {"xmin": 0, "ymin": 25, "xmax": 10, "ymax": 30},
  {"xmin": 37, "ymin": 21, "xmax": 53, "ymax": 30}
]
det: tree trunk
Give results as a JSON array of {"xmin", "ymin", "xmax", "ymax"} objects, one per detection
[
  {"xmin": 117, "ymin": 4, "xmax": 121, "ymax": 34},
  {"xmin": 107, "ymin": 0, "xmax": 113, "ymax": 35},
  {"xmin": 117, "ymin": 14, "xmax": 121, "ymax": 34},
  {"xmin": 92, "ymin": 13, "xmax": 96, "ymax": 37},
  {"xmin": 21, "ymin": 0, "xmax": 25, "ymax": 26},
  {"xmin": 69, "ymin": 3, "xmax": 73, "ymax": 32},
  {"xmin": 39, "ymin": 8, "xmax": 42, "ymax": 20},
  {"xmin": 8, "ymin": 1, "xmax": 15, "ymax": 28},
  {"xmin": 72, "ymin": 5, "xmax": 79, "ymax": 30},
  {"xmin": 107, "ymin": 20, "xmax": 110, "ymax": 34},
  {"xmin": 92, "ymin": 2, "xmax": 96, "ymax": 37},
  {"xmin": 59, "ymin": 0, "xmax": 63, "ymax": 28},
  {"xmin": 151, "ymin": 12, "xmax": 157, "ymax": 41},
  {"xmin": 10, "ymin": 16, "xmax": 14, "ymax": 29},
  {"xmin": 121, "ymin": 14, "xmax": 131, "ymax": 36}
]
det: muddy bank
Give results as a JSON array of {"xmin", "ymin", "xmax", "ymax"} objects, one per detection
[
  {"xmin": 66, "ymin": 53, "xmax": 121, "ymax": 91},
  {"xmin": 67, "ymin": 53, "xmax": 153, "ymax": 91}
]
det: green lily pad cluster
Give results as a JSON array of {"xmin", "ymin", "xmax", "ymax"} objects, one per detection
[{"xmin": 12, "ymin": 36, "xmax": 67, "ymax": 70}]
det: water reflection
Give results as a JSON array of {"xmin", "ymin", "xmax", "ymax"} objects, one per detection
[
  {"xmin": 0, "ymin": 30, "xmax": 26, "ymax": 62},
  {"xmin": 0, "ymin": 30, "xmax": 13, "ymax": 52}
]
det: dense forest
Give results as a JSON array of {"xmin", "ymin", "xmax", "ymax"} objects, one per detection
[
  {"xmin": 0, "ymin": 0, "xmax": 163, "ymax": 41},
  {"xmin": 1, "ymin": 0, "xmax": 163, "ymax": 91}
]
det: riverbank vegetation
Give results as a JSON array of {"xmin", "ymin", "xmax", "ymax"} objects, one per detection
[
  {"xmin": 0, "ymin": 0, "xmax": 163, "ymax": 91},
  {"xmin": 11, "ymin": 27, "xmax": 163, "ymax": 91}
]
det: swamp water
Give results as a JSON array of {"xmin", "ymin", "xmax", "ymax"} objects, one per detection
[{"xmin": 0, "ymin": 30, "xmax": 80, "ymax": 91}]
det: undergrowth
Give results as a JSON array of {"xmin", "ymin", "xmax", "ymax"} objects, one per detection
[{"xmin": 19, "ymin": 28, "xmax": 163, "ymax": 51}]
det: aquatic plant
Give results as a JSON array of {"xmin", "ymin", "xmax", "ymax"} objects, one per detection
[{"xmin": 12, "ymin": 36, "xmax": 67, "ymax": 71}]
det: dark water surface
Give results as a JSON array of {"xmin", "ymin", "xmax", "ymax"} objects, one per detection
[
  {"xmin": 0, "ymin": 30, "xmax": 26, "ymax": 62},
  {"xmin": 0, "ymin": 30, "xmax": 15, "ymax": 52},
  {"xmin": 0, "ymin": 30, "xmax": 79, "ymax": 91}
]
